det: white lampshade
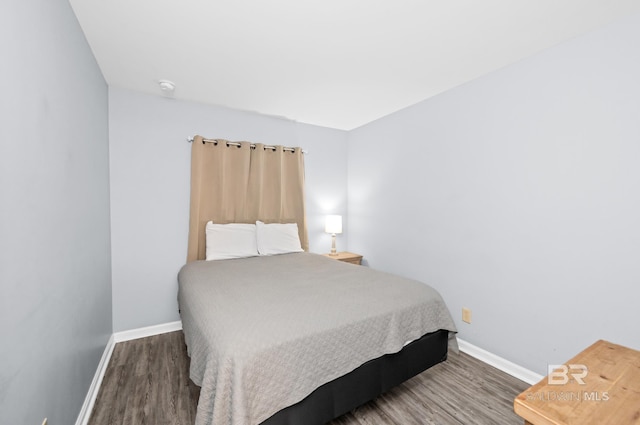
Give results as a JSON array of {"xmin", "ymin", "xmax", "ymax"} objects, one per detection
[{"xmin": 325, "ymin": 215, "xmax": 343, "ymax": 234}]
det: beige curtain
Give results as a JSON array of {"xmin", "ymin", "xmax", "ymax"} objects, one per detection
[{"xmin": 187, "ymin": 135, "xmax": 307, "ymax": 262}]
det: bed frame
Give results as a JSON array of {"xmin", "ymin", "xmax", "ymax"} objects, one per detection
[{"xmin": 260, "ymin": 329, "xmax": 449, "ymax": 425}]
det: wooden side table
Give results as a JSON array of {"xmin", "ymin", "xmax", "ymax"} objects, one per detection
[
  {"xmin": 322, "ymin": 252, "xmax": 363, "ymax": 265},
  {"xmin": 514, "ymin": 340, "xmax": 640, "ymax": 425}
]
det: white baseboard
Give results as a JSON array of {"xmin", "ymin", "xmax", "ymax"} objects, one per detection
[
  {"xmin": 457, "ymin": 338, "xmax": 543, "ymax": 385},
  {"xmin": 113, "ymin": 320, "xmax": 183, "ymax": 343},
  {"xmin": 75, "ymin": 334, "xmax": 115, "ymax": 425}
]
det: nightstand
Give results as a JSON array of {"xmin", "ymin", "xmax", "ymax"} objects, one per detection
[
  {"xmin": 514, "ymin": 340, "xmax": 640, "ymax": 425},
  {"xmin": 323, "ymin": 251, "xmax": 363, "ymax": 265}
]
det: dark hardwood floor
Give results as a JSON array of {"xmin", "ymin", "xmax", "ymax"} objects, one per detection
[{"xmin": 88, "ymin": 331, "xmax": 528, "ymax": 425}]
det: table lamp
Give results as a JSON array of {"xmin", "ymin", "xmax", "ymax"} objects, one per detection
[{"xmin": 325, "ymin": 215, "xmax": 342, "ymax": 256}]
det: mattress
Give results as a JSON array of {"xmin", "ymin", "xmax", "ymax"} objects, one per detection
[{"xmin": 178, "ymin": 252, "xmax": 457, "ymax": 425}]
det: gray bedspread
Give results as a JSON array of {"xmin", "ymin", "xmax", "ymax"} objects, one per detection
[{"xmin": 178, "ymin": 252, "xmax": 457, "ymax": 425}]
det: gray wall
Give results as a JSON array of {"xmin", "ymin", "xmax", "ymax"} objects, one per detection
[
  {"xmin": 348, "ymin": 12, "xmax": 640, "ymax": 375},
  {"xmin": 0, "ymin": 0, "xmax": 112, "ymax": 424},
  {"xmin": 109, "ymin": 88, "xmax": 348, "ymax": 331}
]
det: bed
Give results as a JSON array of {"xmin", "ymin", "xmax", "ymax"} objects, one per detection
[{"xmin": 178, "ymin": 252, "xmax": 457, "ymax": 425}]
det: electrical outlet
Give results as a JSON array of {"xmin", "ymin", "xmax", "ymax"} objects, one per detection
[{"xmin": 462, "ymin": 307, "xmax": 472, "ymax": 324}]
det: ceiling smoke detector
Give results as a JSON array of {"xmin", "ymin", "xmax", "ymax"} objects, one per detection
[{"xmin": 158, "ymin": 79, "xmax": 175, "ymax": 94}]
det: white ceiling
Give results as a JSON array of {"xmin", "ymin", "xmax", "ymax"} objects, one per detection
[{"xmin": 69, "ymin": 0, "xmax": 640, "ymax": 130}]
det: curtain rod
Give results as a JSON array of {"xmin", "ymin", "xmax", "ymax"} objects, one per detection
[{"xmin": 187, "ymin": 137, "xmax": 307, "ymax": 154}]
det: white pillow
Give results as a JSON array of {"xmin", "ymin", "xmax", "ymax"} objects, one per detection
[
  {"xmin": 205, "ymin": 222, "xmax": 259, "ymax": 261},
  {"xmin": 255, "ymin": 221, "xmax": 304, "ymax": 256}
]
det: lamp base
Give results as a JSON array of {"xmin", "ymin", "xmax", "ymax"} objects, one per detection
[{"xmin": 329, "ymin": 233, "xmax": 337, "ymax": 255}]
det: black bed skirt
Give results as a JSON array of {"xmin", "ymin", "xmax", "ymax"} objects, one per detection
[{"xmin": 260, "ymin": 329, "xmax": 449, "ymax": 425}]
